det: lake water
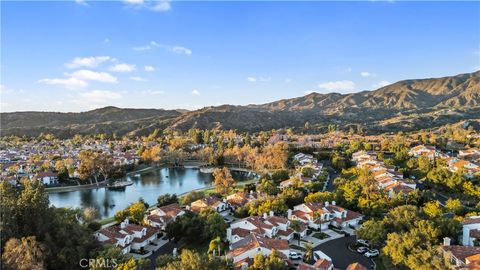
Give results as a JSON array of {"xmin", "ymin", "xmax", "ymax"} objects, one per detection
[{"xmin": 48, "ymin": 167, "xmax": 248, "ymax": 219}]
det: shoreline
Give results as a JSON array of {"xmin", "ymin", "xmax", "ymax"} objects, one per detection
[
  {"xmin": 97, "ymin": 170, "xmax": 259, "ymax": 225},
  {"xmin": 46, "ymin": 166, "xmax": 155, "ymax": 193}
]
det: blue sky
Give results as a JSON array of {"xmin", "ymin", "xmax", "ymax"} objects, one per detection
[{"xmin": 1, "ymin": 0, "xmax": 479, "ymax": 112}]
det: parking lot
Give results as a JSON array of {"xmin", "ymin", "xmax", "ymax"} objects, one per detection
[{"xmin": 313, "ymin": 236, "xmax": 374, "ymax": 269}]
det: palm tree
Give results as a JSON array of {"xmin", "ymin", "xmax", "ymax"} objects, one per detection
[
  {"xmin": 208, "ymin": 236, "xmax": 222, "ymax": 256},
  {"xmin": 304, "ymin": 243, "xmax": 313, "ymax": 263},
  {"xmin": 290, "ymin": 220, "xmax": 302, "ymax": 245}
]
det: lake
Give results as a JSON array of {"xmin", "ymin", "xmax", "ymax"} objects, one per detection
[{"xmin": 48, "ymin": 167, "xmax": 250, "ymax": 219}]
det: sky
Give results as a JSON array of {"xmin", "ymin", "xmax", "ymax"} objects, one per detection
[{"xmin": 1, "ymin": 0, "xmax": 479, "ymax": 112}]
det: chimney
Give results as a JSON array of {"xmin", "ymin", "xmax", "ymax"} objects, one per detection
[
  {"xmin": 250, "ymin": 190, "xmax": 253, "ymax": 194},
  {"xmin": 443, "ymin": 237, "xmax": 451, "ymax": 246},
  {"xmin": 325, "ymin": 201, "xmax": 330, "ymax": 207},
  {"xmin": 269, "ymin": 211, "xmax": 274, "ymax": 217},
  {"xmin": 263, "ymin": 213, "xmax": 268, "ymax": 219},
  {"xmin": 287, "ymin": 209, "xmax": 292, "ymax": 220},
  {"xmin": 120, "ymin": 221, "xmax": 126, "ymax": 229},
  {"xmin": 332, "ymin": 201, "xmax": 336, "ymax": 206}
]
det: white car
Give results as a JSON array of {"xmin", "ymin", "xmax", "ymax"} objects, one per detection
[
  {"xmin": 364, "ymin": 249, "xmax": 379, "ymax": 258},
  {"xmin": 289, "ymin": 252, "xmax": 303, "ymax": 260},
  {"xmin": 356, "ymin": 246, "xmax": 368, "ymax": 254},
  {"xmin": 357, "ymin": 239, "xmax": 369, "ymax": 247}
]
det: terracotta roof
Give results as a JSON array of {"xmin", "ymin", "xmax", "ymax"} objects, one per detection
[
  {"xmin": 157, "ymin": 203, "xmax": 183, "ymax": 217},
  {"xmin": 462, "ymin": 217, "xmax": 480, "ymax": 225},
  {"xmin": 443, "ymin": 245, "xmax": 480, "ymax": 262},
  {"xmin": 132, "ymin": 227, "xmax": 158, "ymax": 243},
  {"xmin": 229, "ymin": 234, "xmax": 289, "ymax": 258},
  {"xmin": 346, "ymin": 262, "xmax": 368, "ymax": 270},
  {"xmin": 470, "ymin": 229, "xmax": 480, "ymax": 239}
]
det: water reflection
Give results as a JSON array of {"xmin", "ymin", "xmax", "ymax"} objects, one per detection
[{"xmin": 48, "ymin": 167, "xmax": 248, "ymax": 219}]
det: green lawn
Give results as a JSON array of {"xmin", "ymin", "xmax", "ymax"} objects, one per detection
[
  {"xmin": 289, "ymin": 244, "xmax": 306, "ymax": 251},
  {"xmin": 311, "ymin": 232, "xmax": 329, "ymax": 239},
  {"xmin": 98, "ymin": 216, "xmax": 115, "ymax": 225}
]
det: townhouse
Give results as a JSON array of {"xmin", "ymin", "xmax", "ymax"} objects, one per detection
[
  {"xmin": 409, "ymin": 144, "xmax": 448, "ymax": 160},
  {"xmin": 288, "ymin": 201, "xmax": 363, "ymax": 230},
  {"xmin": 353, "ymin": 150, "xmax": 416, "ymax": 197},
  {"xmin": 446, "ymin": 158, "xmax": 480, "ymax": 179},
  {"xmin": 95, "ymin": 219, "xmax": 159, "ymax": 254},
  {"xmin": 146, "ymin": 203, "xmax": 185, "ymax": 229},
  {"xmin": 462, "ymin": 216, "xmax": 480, "ymax": 247},
  {"xmin": 227, "ymin": 233, "xmax": 290, "ymax": 266},
  {"xmin": 441, "ymin": 237, "xmax": 480, "ymax": 269},
  {"xmin": 226, "ymin": 191, "xmax": 258, "ymax": 210},
  {"xmin": 189, "ymin": 196, "xmax": 228, "ymax": 213},
  {"xmin": 227, "ymin": 212, "xmax": 305, "ymax": 244}
]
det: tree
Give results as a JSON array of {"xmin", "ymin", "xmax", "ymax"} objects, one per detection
[
  {"xmin": 157, "ymin": 194, "xmax": 178, "ymax": 207},
  {"xmin": 423, "ymin": 201, "xmax": 443, "ymax": 218},
  {"xmin": 83, "ymin": 207, "xmax": 100, "ymax": 223},
  {"xmin": 445, "ymin": 198, "xmax": 463, "ymax": 215},
  {"xmin": 257, "ymin": 179, "xmax": 279, "ymax": 195},
  {"xmin": 213, "ymin": 167, "xmax": 236, "ymax": 196},
  {"xmin": 304, "ymin": 243, "xmax": 313, "ymax": 262},
  {"xmin": 114, "ymin": 201, "xmax": 146, "ymax": 224},
  {"xmin": 248, "ymin": 249, "xmax": 287, "ymax": 270},
  {"xmin": 208, "ymin": 236, "xmax": 223, "ymax": 256},
  {"xmin": 201, "ymin": 209, "xmax": 228, "ymax": 240},
  {"xmin": 2, "ymin": 236, "xmax": 47, "ymax": 270},
  {"xmin": 304, "ymin": 191, "xmax": 336, "ymax": 204},
  {"xmin": 290, "ymin": 220, "xmax": 302, "ymax": 245},
  {"xmin": 356, "ymin": 220, "xmax": 387, "ymax": 247},
  {"xmin": 181, "ymin": 191, "xmax": 205, "ymax": 205}
]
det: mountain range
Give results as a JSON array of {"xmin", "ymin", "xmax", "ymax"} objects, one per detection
[{"xmin": 2, "ymin": 71, "xmax": 479, "ymax": 137}]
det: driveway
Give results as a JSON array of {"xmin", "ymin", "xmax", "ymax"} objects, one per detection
[
  {"xmin": 313, "ymin": 236, "xmax": 374, "ymax": 270},
  {"xmin": 147, "ymin": 240, "xmax": 179, "ymax": 270}
]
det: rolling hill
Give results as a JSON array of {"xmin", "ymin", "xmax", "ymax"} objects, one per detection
[{"xmin": 1, "ymin": 71, "xmax": 479, "ymax": 137}]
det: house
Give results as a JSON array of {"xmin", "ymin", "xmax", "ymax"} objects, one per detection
[
  {"xmin": 190, "ymin": 196, "xmax": 227, "ymax": 213},
  {"xmin": 146, "ymin": 203, "xmax": 185, "ymax": 229},
  {"xmin": 409, "ymin": 145, "xmax": 448, "ymax": 159},
  {"xmin": 294, "ymin": 153, "xmax": 316, "ymax": 166},
  {"xmin": 227, "ymin": 233, "xmax": 289, "ymax": 264},
  {"xmin": 289, "ymin": 201, "xmax": 363, "ymax": 230},
  {"xmin": 227, "ymin": 212, "xmax": 304, "ymax": 244},
  {"xmin": 226, "ymin": 191, "xmax": 258, "ymax": 210},
  {"xmin": 298, "ymin": 259, "xmax": 334, "ymax": 270},
  {"xmin": 441, "ymin": 237, "xmax": 480, "ymax": 269},
  {"xmin": 33, "ymin": 171, "xmax": 58, "ymax": 185},
  {"xmin": 95, "ymin": 219, "xmax": 159, "ymax": 254},
  {"xmin": 447, "ymin": 158, "xmax": 480, "ymax": 179},
  {"xmin": 346, "ymin": 262, "xmax": 368, "ymax": 270},
  {"xmin": 462, "ymin": 216, "xmax": 480, "ymax": 247},
  {"xmin": 459, "ymin": 149, "xmax": 480, "ymax": 161}
]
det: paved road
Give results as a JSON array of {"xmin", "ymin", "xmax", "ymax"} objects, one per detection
[
  {"xmin": 147, "ymin": 240, "xmax": 179, "ymax": 270},
  {"xmin": 313, "ymin": 236, "xmax": 374, "ymax": 270}
]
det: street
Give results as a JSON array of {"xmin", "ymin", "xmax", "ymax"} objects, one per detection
[{"xmin": 313, "ymin": 236, "xmax": 374, "ymax": 270}]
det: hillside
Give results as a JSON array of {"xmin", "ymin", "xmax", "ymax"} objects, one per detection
[{"xmin": 1, "ymin": 71, "xmax": 479, "ymax": 137}]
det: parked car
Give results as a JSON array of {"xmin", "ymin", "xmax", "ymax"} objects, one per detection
[
  {"xmin": 289, "ymin": 252, "xmax": 303, "ymax": 260},
  {"xmin": 357, "ymin": 239, "xmax": 369, "ymax": 247},
  {"xmin": 364, "ymin": 249, "xmax": 379, "ymax": 258},
  {"xmin": 356, "ymin": 246, "xmax": 368, "ymax": 254}
]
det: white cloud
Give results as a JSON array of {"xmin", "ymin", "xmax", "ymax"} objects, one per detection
[
  {"xmin": 104, "ymin": 38, "xmax": 110, "ymax": 43},
  {"xmin": 318, "ymin": 80, "xmax": 355, "ymax": 92},
  {"xmin": 79, "ymin": 90, "xmax": 122, "ymax": 103},
  {"xmin": 0, "ymin": 85, "xmax": 14, "ymax": 94},
  {"xmin": 132, "ymin": 41, "xmax": 160, "ymax": 51},
  {"xmin": 65, "ymin": 56, "xmax": 111, "ymax": 69},
  {"xmin": 69, "ymin": 70, "xmax": 118, "ymax": 83},
  {"xmin": 123, "ymin": 0, "xmax": 171, "ymax": 12},
  {"xmin": 192, "ymin": 89, "xmax": 200, "ymax": 96},
  {"xmin": 360, "ymin": 71, "xmax": 376, "ymax": 77},
  {"xmin": 38, "ymin": 77, "xmax": 88, "ymax": 89},
  {"xmin": 151, "ymin": 0, "xmax": 171, "ymax": 11},
  {"xmin": 247, "ymin": 76, "xmax": 270, "ymax": 82},
  {"xmin": 109, "ymin": 63, "xmax": 136, "ymax": 73},
  {"xmin": 141, "ymin": 89, "xmax": 164, "ymax": 95},
  {"xmin": 75, "ymin": 0, "xmax": 88, "ymax": 6},
  {"xmin": 171, "ymin": 46, "xmax": 192, "ymax": 55},
  {"xmin": 284, "ymin": 78, "xmax": 292, "ymax": 83},
  {"xmin": 130, "ymin": 76, "xmax": 146, "ymax": 81},
  {"xmin": 123, "ymin": 0, "xmax": 143, "ymax": 4},
  {"xmin": 144, "ymin": 65, "xmax": 155, "ymax": 72},
  {"xmin": 373, "ymin": 80, "xmax": 391, "ymax": 88}
]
